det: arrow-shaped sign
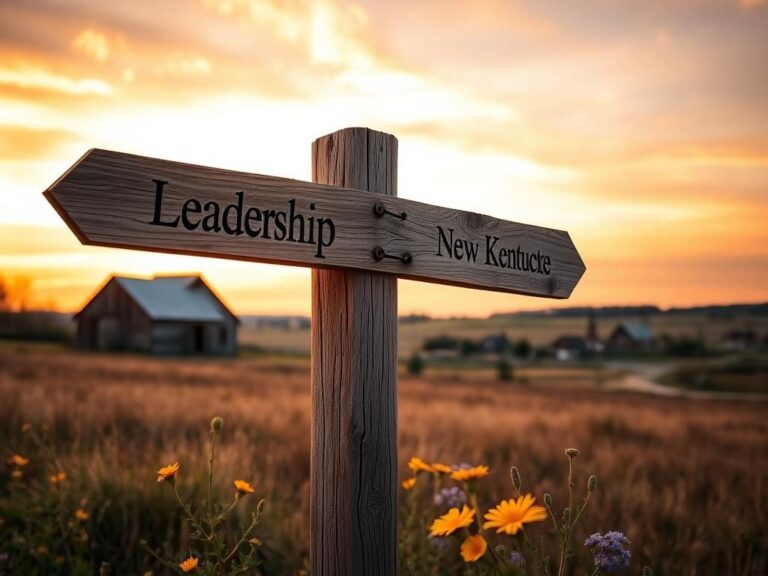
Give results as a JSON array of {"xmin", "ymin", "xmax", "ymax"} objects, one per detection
[{"xmin": 44, "ymin": 148, "xmax": 585, "ymax": 298}]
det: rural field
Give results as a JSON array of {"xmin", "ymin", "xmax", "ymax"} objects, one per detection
[{"xmin": 1, "ymin": 342, "xmax": 767, "ymax": 575}]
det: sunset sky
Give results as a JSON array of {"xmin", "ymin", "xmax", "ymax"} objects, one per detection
[{"xmin": 1, "ymin": 0, "xmax": 767, "ymax": 316}]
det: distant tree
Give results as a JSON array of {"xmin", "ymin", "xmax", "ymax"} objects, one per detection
[
  {"xmin": 423, "ymin": 335, "xmax": 460, "ymax": 352},
  {"xmin": 459, "ymin": 339, "xmax": 481, "ymax": 357},
  {"xmin": 663, "ymin": 336, "xmax": 709, "ymax": 357},
  {"xmin": 0, "ymin": 276, "xmax": 7, "ymax": 312},
  {"xmin": 497, "ymin": 358, "xmax": 513, "ymax": 382},
  {"xmin": 513, "ymin": 339, "xmax": 531, "ymax": 359},
  {"xmin": 406, "ymin": 353, "xmax": 425, "ymax": 376},
  {"xmin": 399, "ymin": 314, "xmax": 432, "ymax": 324}
]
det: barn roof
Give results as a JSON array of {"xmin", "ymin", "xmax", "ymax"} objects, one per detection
[
  {"xmin": 113, "ymin": 276, "xmax": 237, "ymax": 323},
  {"xmin": 616, "ymin": 322, "xmax": 654, "ymax": 342}
]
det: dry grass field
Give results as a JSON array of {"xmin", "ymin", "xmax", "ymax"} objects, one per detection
[{"xmin": 1, "ymin": 342, "xmax": 767, "ymax": 575}]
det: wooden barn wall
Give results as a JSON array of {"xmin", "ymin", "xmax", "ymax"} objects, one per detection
[{"xmin": 76, "ymin": 281, "xmax": 152, "ymax": 351}]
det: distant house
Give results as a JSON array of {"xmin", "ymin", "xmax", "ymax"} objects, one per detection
[
  {"xmin": 606, "ymin": 322, "xmax": 654, "ymax": 353},
  {"xmin": 75, "ymin": 275, "xmax": 239, "ymax": 356},
  {"xmin": 551, "ymin": 335, "xmax": 589, "ymax": 361},
  {"xmin": 480, "ymin": 333, "xmax": 510, "ymax": 355},
  {"xmin": 721, "ymin": 329, "xmax": 758, "ymax": 351}
]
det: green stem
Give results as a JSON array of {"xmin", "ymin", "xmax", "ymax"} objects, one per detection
[
  {"xmin": 208, "ymin": 429, "xmax": 217, "ymax": 519},
  {"xmin": 464, "ymin": 483, "xmax": 484, "ymax": 534},
  {"xmin": 571, "ymin": 490, "xmax": 592, "ymax": 527},
  {"xmin": 522, "ymin": 529, "xmax": 549, "ymax": 576},
  {"xmin": 545, "ymin": 499, "xmax": 559, "ymax": 532},
  {"xmin": 558, "ymin": 458, "xmax": 575, "ymax": 576},
  {"xmin": 224, "ymin": 500, "xmax": 264, "ymax": 563}
]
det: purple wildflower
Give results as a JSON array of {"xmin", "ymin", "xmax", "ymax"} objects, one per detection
[
  {"xmin": 434, "ymin": 486, "xmax": 468, "ymax": 509},
  {"xmin": 509, "ymin": 550, "xmax": 526, "ymax": 567},
  {"xmin": 585, "ymin": 531, "xmax": 631, "ymax": 572},
  {"xmin": 428, "ymin": 534, "xmax": 452, "ymax": 553}
]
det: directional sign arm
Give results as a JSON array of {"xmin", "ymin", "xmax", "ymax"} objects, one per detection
[{"xmin": 44, "ymin": 148, "xmax": 585, "ymax": 298}]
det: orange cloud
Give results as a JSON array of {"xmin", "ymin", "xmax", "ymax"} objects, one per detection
[{"xmin": 0, "ymin": 64, "xmax": 112, "ymax": 95}]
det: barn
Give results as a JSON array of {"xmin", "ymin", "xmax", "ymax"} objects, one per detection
[
  {"xmin": 75, "ymin": 275, "xmax": 239, "ymax": 356},
  {"xmin": 606, "ymin": 321, "xmax": 654, "ymax": 354}
]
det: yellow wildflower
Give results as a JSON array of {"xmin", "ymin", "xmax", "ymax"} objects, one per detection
[
  {"xmin": 7, "ymin": 454, "xmax": 29, "ymax": 467},
  {"xmin": 157, "ymin": 462, "xmax": 180, "ymax": 484},
  {"xmin": 49, "ymin": 471, "xmax": 67, "ymax": 485},
  {"xmin": 401, "ymin": 477, "xmax": 416, "ymax": 490},
  {"xmin": 460, "ymin": 534, "xmax": 487, "ymax": 562},
  {"xmin": 431, "ymin": 462, "xmax": 452, "ymax": 474},
  {"xmin": 74, "ymin": 509, "xmax": 89, "ymax": 522},
  {"xmin": 451, "ymin": 465, "xmax": 490, "ymax": 482},
  {"xmin": 408, "ymin": 457, "xmax": 435, "ymax": 474},
  {"xmin": 179, "ymin": 556, "xmax": 198, "ymax": 572},
  {"xmin": 430, "ymin": 505, "xmax": 475, "ymax": 537},
  {"xmin": 483, "ymin": 494, "xmax": 548, "ymax": 535},
  {"xmin": 234, "ymin": 479, "xmax": 255, "ymax": 495}
]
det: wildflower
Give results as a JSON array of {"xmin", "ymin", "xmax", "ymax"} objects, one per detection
[
  {"xmin": 179, "ymin": 556, "xmax": 199, "ymax": 572},
  {"xmin": 451, "ymin": 465, "xmax": 490, "ymax": 482},
  {"xmin": 460, "ymin": 535, "xmax": 487, "ymax": 562},
  {"xmin": 483, "ymin": 494, "xmax": 547, "ymax": 535},
  {"xmin": 7, "ymin": 454, "xmax": 29, "ymax": 467},
  {"xmin": 157, "ymin": 462, "xmax": 179, "ymax": 484},
  {"xmin": 401, "ymin": 477, "xmax": 416, "ymax": 490},
  {"xmin": 509, "ymin": 550, "xmax": 526, "ymax": 567},
  {"xmin": 588, "ymin": 474, "xmax": 598, "ymax": 491},
  {"xmin": 431, "ymin": 462, "xmax": 452, "ymax": 474},
  {"xmin": 585, "ymin": 531, "xmax": 631, "ymax": 573},
  {"xmin": 11, "ymin": 470, "xmax": 22, "ymax": 479},
  {"xmin": 21, "ymin": 423, "xmax": 31, "ymax": 433},
  {"xmin": 234, "ymin": 479, "xmax": 255, "ymax": 495},
  {"xmin": 49, "ymin": 471, "xmax": 67, "ymax": 485},
  {"xmin": 75, "ymin": 509, "xmax": 89, "ymax": 522},
  {"xmin": 248, "ymin": 538, "xmax": 262, "ymax": 547},
  {"xmin": 430, "ymin": 505, "xmax": 475, "ymax": 537},
  {"xmin": 565, "ymin": 448, "xmax": 580, "ymax": 458},
  {"xmin": 210, "ymin": 416, "xmax": 224, "ymax": 432},
  {"xmin": 434, "ymin": 486, "xmax": 468, "ymax": 509},
  {"xmin": 408, "ymin": 457, "xmax": 435, "ymax": 474},
  {"xmin": 35, "ymin": 545, "xmax": 49, "ymax": 555},
  {"xmin": 428, "ymin": 534, "xmax": 452, "ymax": 552}
]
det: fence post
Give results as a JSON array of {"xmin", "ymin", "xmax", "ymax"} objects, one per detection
[{"xmin": 310, "ymin": 127, "xmax": 398, "ymax": 575}]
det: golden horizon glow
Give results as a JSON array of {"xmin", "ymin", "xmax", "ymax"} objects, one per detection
[{"xmin": 1, "ymin": 0, "xmax": 767, "ymax": 315}]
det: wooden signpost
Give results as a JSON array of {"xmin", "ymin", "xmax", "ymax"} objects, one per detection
[{"xmin": 44, "ymin": 127, "xmax": 585, "ymax": 575}]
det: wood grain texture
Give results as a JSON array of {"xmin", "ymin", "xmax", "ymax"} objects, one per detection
[
  {"xmin": 311, "ymin": 128, "xmax": 398, "ymax": 576},
  {"xmin": 44, "ymin": 147, "xmax": 585, "ymax": 298}
]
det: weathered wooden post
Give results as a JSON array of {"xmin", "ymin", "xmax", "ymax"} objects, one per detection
[{"xmin": 311, "ymin": 128, "xmax": 398, "ymax": 575}]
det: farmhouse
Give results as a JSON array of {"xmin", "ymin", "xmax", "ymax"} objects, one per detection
[
  {"xmin": 551, "ymin": 335, "xmax": 589, "ymax": 361},
  {"xmin": 75, "ymin": 275, "xmax": 238, "ymax": 356},
  {"xmin": 606, "ymin": 321, "xmax": 654, "ymax": 353}
]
